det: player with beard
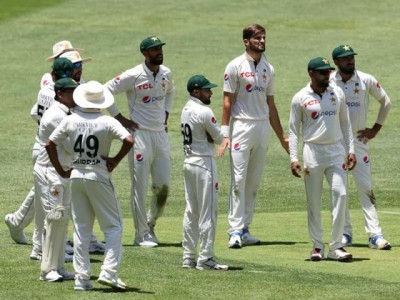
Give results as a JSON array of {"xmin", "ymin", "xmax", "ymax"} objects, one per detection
[
  {"xmin": 105, "ymin": 36, "xmax": 175, "ymax": 248},
  {"xmin": 289, "ymin": 57, "xmax": 356, "ymax": 262},
  {"xmin": 330, "ymin": 45, "xmax": 392, "ymax": 250},
  {"xmin": 217, "ymin": 24, "xmax": 289, "ymax": 249}
]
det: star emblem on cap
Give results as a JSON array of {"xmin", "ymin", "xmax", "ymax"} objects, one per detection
[
  {"xmin": 151, "ymin": 37, "xmax": 159, "ymax": 41},
  {"xmin": 343, "ymin": 45, "xmax": 351, "ymax": 51},
  {"xmin": 322, "ymin": 58, "xmax": 329, "ymax": 64}
]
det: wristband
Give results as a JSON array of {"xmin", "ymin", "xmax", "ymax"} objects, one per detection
[{"xmin": 221, "ymin": 125, "xmax": 230, "ymax": 138}]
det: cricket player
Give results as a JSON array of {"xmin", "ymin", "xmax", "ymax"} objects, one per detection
[
  {"xmin": 330, "ymin": 44, "xmax": 392, "ymax": 250},
  {"xmin": 34, "ymin": 77, "xmax": 79, "ymax": 282},
  {"xmin": 105, "ymin": 36, "xmax": 175, "ymax": 248},
  {"xmin": 289, "ymin": 57, "xmax": 356, "ymax": 262},
  {"xmin": 217, "ymin": 24, "xmax": 289, "ymax": 249},
  {"xmin": 181, "ymin": 75, "xmax": 228, "ymax": 271},
  {"xmin": 46, "ymin": 81, "xmax": 133, "ymax": 291}
]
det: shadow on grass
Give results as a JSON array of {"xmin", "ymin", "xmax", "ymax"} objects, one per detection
[
  {"xmin": 122, "ymin": 242, "xmax": 183, "ymax": 248},
  {"xmin": 259, "ymin": 241, "xmax": 308, "ymax": 246},
  {"xmin": 91, "ymin": 287, "xmax": 155, "ymax": 294},
  {"xmin": 304, "ymin": 257, "xmax": 370, "ymax": 262}
]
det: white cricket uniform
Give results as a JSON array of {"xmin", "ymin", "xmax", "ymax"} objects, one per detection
[
  {"xmin": 289, "ymin": 83, "xmax": 354, "ymax": 251},
  {"xmin": 105, "ymin": 62, "xmax": 175, "ymax": 242},
  {"xmin": 34, "ymin": 101, "xmax": 74, "ymax": 273},
  {"xmin": 181, "ymin": 97, "xmax": 223, "ymax": 263},
  {"xmin": 223, "ymin": 52, "xmax": 274, "ymax": 234},
  {"xmin": 49, "ymin": 107, "xmax": 131, "ymax": 281},
  {"xmin": 331, "ymin": 70, "xmax": 390, "ymax": 238}
]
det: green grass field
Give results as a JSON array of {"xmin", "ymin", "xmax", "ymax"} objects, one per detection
[{"xmin": 0, "ymin": 0, "xmax": 399, "ymax": 299}]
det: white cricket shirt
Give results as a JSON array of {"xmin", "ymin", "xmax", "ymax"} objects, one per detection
[
  {"xmin": 50, "ymin": 108, "xmax": 131, "ymax": 181},
  {"xmin": 181, "ymin": 97, "xmax": 223, "ymax": 159},
  {"xmin": 223, "ymin": 52, "xmax": 274, "ymax": 120},
  {"xmin": 330, "ymin": 70, "xmax": 388, "ymax": 134},
  {"xmin": 105, "ymin": 63, "xmax": 175, "ymax": 131},
  {"xmin": 289, "ymin": 83, "xmax": 354, "ymax": 163}
]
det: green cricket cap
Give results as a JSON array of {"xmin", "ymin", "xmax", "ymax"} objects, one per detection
[
  {"xmin": 140, "ymin": 36, "xmax": 166, "ymax": 52},
  {"xmin": 52, "ymin": 57, "xmax": 73, "ymax": 79},
  {"xmin": 54, "ymin": 78, "xmax": 79, "ymax": 92},
  {"xmin": 187, "ymin": 75, "xmax": 218, "ymax": 92},
  {"xmin": 332, "ymin": 44, "xmax": 357, "ymax": 59},
  {"xmin": 307, "ymin": 57, "xmax": 335, "ymax": 71}
]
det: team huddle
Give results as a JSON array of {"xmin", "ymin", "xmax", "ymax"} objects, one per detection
[{"xmin": 4, "ymin": 23, "xmax": 392, "ymax": 291}]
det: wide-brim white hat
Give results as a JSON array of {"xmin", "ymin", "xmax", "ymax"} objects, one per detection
[
  {"xmin": 73, "ymin": 81, "xmax": 114, "ymax": 109},
  {"xmin": 60, "ymin": 50, "xmax": 92, "ymax": 63},
  {"xmin": 46, "ymin": 40, "xmax": 83, "ymax": 62}
]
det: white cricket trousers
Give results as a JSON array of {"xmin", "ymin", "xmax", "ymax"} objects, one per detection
[
  {"xmin": 228, "ymin": 119, "xmax": 270, "ymax": 234},
  {"xmin": 303, "ymin": 142, "xmax": 348, "ymax": 251},
  {"xmin": 344, "ymin": 140, "xmax": 382, "ymax": 238},
  {"xmin": 71, "ymin": 178, "xmax": 123, "ymax": 281},
  {"xmin": 128, "ymin": 129, "xmax": 171, "ymax": 241},
  {"xmin": 182, "ymin": 157, "xmax": 218, "ymax": 263}
]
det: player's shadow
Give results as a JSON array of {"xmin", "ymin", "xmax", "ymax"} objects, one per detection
[
  {"xmin": 123, "ymin": 242, "xmax": 183, "ymax": 248},
  {"xmin": 304, "ymin": 257, "xmax": 370, "ymax": 263},
  {"xmin": 258, "ymin": 241, "xmax": 308, "ymax": 246}
]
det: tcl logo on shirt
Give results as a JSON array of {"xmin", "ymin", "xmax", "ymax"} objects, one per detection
[
  {"xmin": 240, "ymin": 72, "xmax": 255, "ymax": 77},
  {"xmin": 304, "ymin": 99, "xmax": 319, "ymax": 108},
  {"xmin": 137, "ymin": 83, "xmax": 154, "ymax": 90}
]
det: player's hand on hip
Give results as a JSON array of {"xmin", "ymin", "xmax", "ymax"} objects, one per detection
[
  {"xmin": 101, "ymin": 156, "xmax": 118, "ymax": 172},
  {"xmin": 291, "ymin": 162, "xmax": 302, "ymax": 178},
  {"xmin": 60, "ymin": 168, "xmax": 73, "ymax": 179},
  {"xmin": 347, "ymin": 153, "xmax": 357, "ymax": 171},
  {"xmin": 217, "ymin": 138, "xmax": 230, "ymax": 157}
]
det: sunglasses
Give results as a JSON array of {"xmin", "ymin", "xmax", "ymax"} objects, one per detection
[{"xmin": 73, "ymin": 62, "xmax": 83, "ymax": 69}]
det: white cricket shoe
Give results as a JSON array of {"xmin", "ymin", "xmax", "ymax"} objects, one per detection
[
  {"xmin": 369, "ymin": 234, "xmax": 391, "ymax": 250},
  {"xmin": 74, "ymin": 277, "xmax": 93, "ymax": 291},
  {"xmin": 4, "ymin": 214, "xmax": 27, "ymax": 244},
  {"xmin": 310, "ymin": 248, "xmax": 323, "ymax": 261},
  {"xmin": 40, "ymin": 270, "xmax": 63, "ymax": 282},
  {"xmin": 134, "ymin": 233, "xmax": 158, "ymax": 248},
  {"xmin": 341, "ymin": 233, "xmax": 353, "ymax": 247},
  {"xmin": 148, "ymin": 226, "xmax": 159, "ymax": 244},
  {"xmin": 59, "ymin": 268, "xmax": 75, "ymax": 280},
  {"xmin": 89, "ymin": 240, "xmax": 106, "ymax": 254},
  {"xmin": 97, "ymin": 271, "xmax": 127, "ymax": 291},
  {"xmin": 241, "ymin": 228, "xmax": 261, "ymax": 246},
  {"xmin": 228, "ymin": 231, "xmax": 242, "ymax": 249},
  {"xmin": 327, "ymin": 247, "xmax": 352, "ymax": 262},
  {"xmin": 196, "ymin": 258, "xmax": 229, "ymax": 271},
  {"xmin": 182, "ymin": 258, "xmax": 196, "ymax": 269},
  {"xmin": 30, "ymin": 249, "xmax": 42, "ymax": 261}
]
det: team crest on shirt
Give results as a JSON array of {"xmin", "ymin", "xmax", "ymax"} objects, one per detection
[
  {"xmin": 363, "ymin": 156, "xmax": 369, "ymax": 163},
  {"xmin": 233, "ymin": 143, "xmax": 241, "ymax": 151},
  {"xmin": 330, "ymin": 97, "xmax": 336, "ymax": 104},
  {"xmin": 51, "ymin": 188, "xmax": 60, "ymax": 197},
  {"xmin": 224, "ymin": 74, "xmax": 229, "ymax": 81},
  {"xmin": 136, "ymin": 153, "xmax": 144, "ymax": 162}
]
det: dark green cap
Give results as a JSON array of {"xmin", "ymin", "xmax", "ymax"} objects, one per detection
[
  {"xmin": 332, "ymin": 44, "xmax": 357, "ymax": 59},
  {"xmin": 52, "ymin": 57, "xmax": 73, "ymax": 79},
  {"xmin": 307, "ymin": 57, "xmax": 335, "ymax": 71},
  {"xmin": 140, "ymin": 36, "xmax": 165, "ymax": 52},
  {"xmin": 187, "ymin": 75, "xmax": 218, "ymax": 92},
  {"xmin": 54, "ymin": 78, "xmax": 79, "ymax": 92}
]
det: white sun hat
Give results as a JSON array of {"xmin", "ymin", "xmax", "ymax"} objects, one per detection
[
  {"xmin": 73, "ymin": 81, "xmax": 114, "ymax": 109},
  {"xmin": 60, "ymin": 50, "xmax": 92, "ymax": 64},
  {"xmin": 46, "ymin": 40, "xmax": 83, "ymax": 62}
]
